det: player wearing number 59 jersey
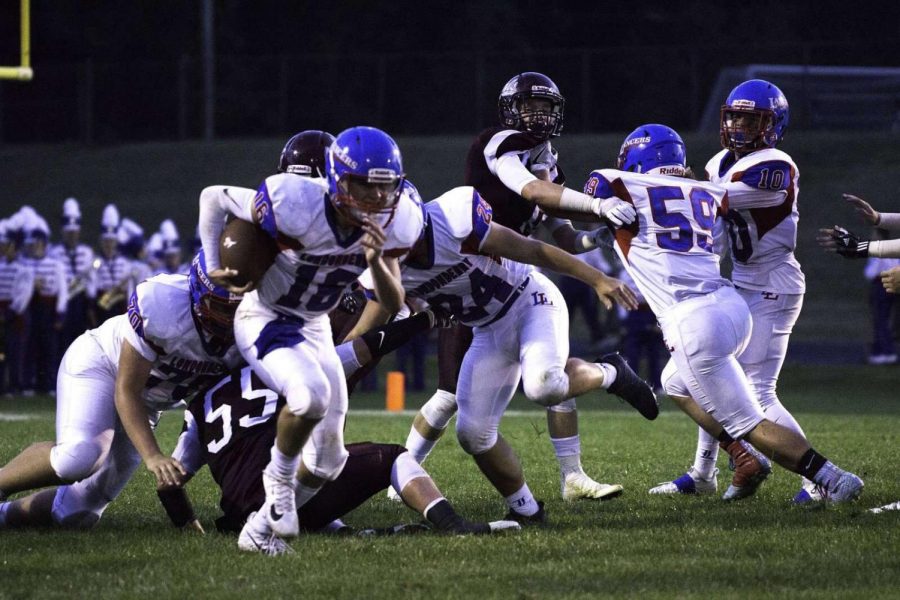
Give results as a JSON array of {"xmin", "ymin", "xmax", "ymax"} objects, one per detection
[
  {"xmin": 591, "ymin": 124, "xmax": 863, "ymax": 505},
  {"xmin": 198, "ymin": 126, "xmax": 423, "ymax": 541}
]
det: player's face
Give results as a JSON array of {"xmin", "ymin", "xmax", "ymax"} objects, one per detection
[
  {"xmin": 337, "ymin": 175, "xmax": 401, "ymax": 226},
  {"xmin": 195, "ymin": 294, "xmax": 239, "ymax": 340},
  {"xmin": 722, "ymin": 109, "xmax": 767, "ymax": 152}
]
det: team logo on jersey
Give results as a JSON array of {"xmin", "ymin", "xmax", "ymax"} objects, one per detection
[
  {"xmin": 531, "ymin": 291, "xmax": 553, "ymax": 306},
  {"xmin": 762, "ymin": 292, "xmax": 779, "ymax": 300},
  {"xmin": 254, "ymin": 192, "xmax": 269, "ymax": 223},
  {"xmin": 584, "ymin": 176, "xmax": 599, "ymax": 196}
]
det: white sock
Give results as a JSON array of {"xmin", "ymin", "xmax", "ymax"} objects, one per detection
[
  {"xmin": 295, "ymin": 481, "xmax": 321, "ymax": 510},
  {"xmin": 405, "ymin": 428, "xmax": 439, "ymax": 464},
  {"xmin": 267, "ymin": 445, "xmax": 300, "ymax": 481},
  {"xmin": 505, "ymin": 483, "xmax": 539, "ymax": 516},
  {"xmin": 692, "ymin": 427, "xmax": 719, "ymax": 480},
  {"xmin": 596, "ymin": 362, "xmax": 617, "ymax": 389},
  {"xmin": 0, "ymin": 501, "xmax": 9, "ymax": 527},
  {"xmin": 551, "ymin": 435, "xmax": 582, "ymax": 477}
]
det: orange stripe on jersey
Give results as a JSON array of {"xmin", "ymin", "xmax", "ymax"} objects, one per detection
[{"xmin": 718, "ymin": 192, "xmax": 730, "ymax": 216}]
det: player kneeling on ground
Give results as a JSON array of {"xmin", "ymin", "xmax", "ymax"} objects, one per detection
[{"xmin": 158, "ymin": 365, "xmax": 519, "ymax": 556}]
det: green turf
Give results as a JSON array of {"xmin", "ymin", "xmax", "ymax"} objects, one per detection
[{"xmin": 1, "ymin": 364, "xmax": 898, "ymax": 599}]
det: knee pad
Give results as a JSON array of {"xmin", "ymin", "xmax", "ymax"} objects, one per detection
[
  {"xmin": 284, "ymin": 373, "xmax": 331, "ymax": 419},
  {"xmin": 420, "ymin": 390, "xmax": 458, "ymax": 429},
  {"xmin": 50, "ymin": 441, "xmax": 104, "ymax": 483},
  {"xmin": 390, "ymin": 451, "xmax": 429, "ymax": 494},
  {"xmin": 548, "ymin": 398, "xmax": 576, "ymax": 413},
  {"xmin": 455, "ymin": 419, "xmax": 497, "ymax": 456},
  {"xmin": 523, "ymin": 366, "xmax": 569, "ymax": 407}
]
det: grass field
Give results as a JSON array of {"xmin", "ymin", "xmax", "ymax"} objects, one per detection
[{"xmin": 1, "ymin": 364, "xmax": 898, "ymax": 599}]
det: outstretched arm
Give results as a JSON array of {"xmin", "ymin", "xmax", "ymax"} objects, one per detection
[
  {"xmin": 843, "ymin": 193, "xmax": 900, "ymax": 230},
  {"xmin": 480, "ymin": 222, "xmax": 638, "ymax": 310}
]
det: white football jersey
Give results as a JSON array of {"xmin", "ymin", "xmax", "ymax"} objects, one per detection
[
  {"xmin": 88, "ymin": 274, "xmax": 243, "ymax": 411},
  {"xmin": 252, "ymin": 174, "xmax": 423, "ymax": 321},
  {"xmin": 705, "ymin": 148, "xmax": 805, "ymax": 294},
  {"xmin": 583, "ymin": 169, "xmax": 731, "ymax": 315},
  {"xmin": 400, "ymin": 186, "xmax": 530, "ymax": 327}
]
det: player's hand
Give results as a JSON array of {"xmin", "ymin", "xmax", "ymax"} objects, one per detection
[
  {"xmin": 592, "ymin": 197, "xmax": 636, "ymax": 227},
  {"xmin": 881, "ymin": 267, "xmax": 900, "ymax": 294},
  {"xmin": 145, "ymin": 454, "xmax": 188, "ymax": 488},
  {"xmin": 843, "ymin": 193, "xmax": 880, "ymax": 225},
  {"xmin": 817, "ymin": 226, "xmax": 869, "ymax": 258},
  {"xmin": 360, "ymin": 217, "xmax": 387, "ymax": 263},
  {"xmin": 591, "ymin": 274, "xmax": 639, "ymax": 311},
  {"xmin": 207, "ymin": 267, "xmax": 254, "ymax": 293}
]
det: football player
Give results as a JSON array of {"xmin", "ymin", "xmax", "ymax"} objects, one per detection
[
  {"xmin": 400, "ymin": 72, "xmax": 637, "ymax": 503},
  {"xmin": 585, "ymin": 123, "xmax": 864, "ymax": 504},
  {"xmin": 198, "ymin": 126, "xmax": 423, "ymax": 541},
  {"xmin": 350, "ymin": 185, "xmax": 657, "ymax": 524},
  {"xmin": 649, "ymin": 80, "xmax": 819, "ymax": 502},
  {"xmin": 159, "ymin": 360, "xmax": 518, "ymax": 556},
  {"xmin": 0, "ymin": 250, "xmax": 243, "ymax": 528}
]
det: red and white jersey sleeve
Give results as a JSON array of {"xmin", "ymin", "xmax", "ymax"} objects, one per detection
[
  {"xmin": 583, "ymin": 168, "xmax": 731, "ymax": 316},
  {"xmin": 400, "ymin": 186, "xmax": 528, "ymax": 327},
  {"xmin": 91, "ymin": 274, "xmax": 243, "ymax": 411},
  {"xmin": 253, "ymin": 174, "xmax": 424, "ymax": 321},
  {"xmin": 704, "ymin": 148, "xmax": 804, "ymax": 294}
]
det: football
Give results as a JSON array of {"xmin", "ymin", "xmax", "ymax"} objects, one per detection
[{"xmin": 218, "ymin": 218, "xmax": 279, "ymax": 288}]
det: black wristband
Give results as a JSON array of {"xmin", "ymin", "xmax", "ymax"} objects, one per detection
[{"xmin": 157, "ymin": 487, "xmax": 196, "ymax": 528}]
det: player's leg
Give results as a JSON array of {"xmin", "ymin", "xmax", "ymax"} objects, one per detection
[
  {"xmin": 235, "ymin": 299, "xmax": 336, "ymax": 538},
  {"xmin": 0, "ymin": 488, "xmax": 56, "ymax": 527},
  {"xmin": 455, "ymin": 326, "xmax": 543, "ymax": 523},
  {"xmin": 0, "ymin": 335, "xmax": 116, "ymax": 497}
]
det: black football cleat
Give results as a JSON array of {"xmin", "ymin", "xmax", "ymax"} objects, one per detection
[
  {"xmin": 598, "ymin": 353, "xmax": 659, "ymax": 420},
  {"xmin": 503, "ymin": 500, "xmax": 547, "ymax": 526}
]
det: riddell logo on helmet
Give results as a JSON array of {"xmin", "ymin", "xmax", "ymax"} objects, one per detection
[
  {"xmin": 657, "ymin": 166, "xmax": 685, "ymax": 176},
  {"xmin": 332, "ymin": 145, "xmax": 359, "ymax": 170},
  {"xmin": 732, "ymin": 99, "xmax": 756, "ymax": 109},
  {"xmin": 530, "ymin": 85, "xmax": 554, "ymax": 94}
]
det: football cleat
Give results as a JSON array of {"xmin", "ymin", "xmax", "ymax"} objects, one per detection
[
  {"xmin": 598, "ymin": 353, "xmax": 659, "ymax": 420},
  {"xmin": 868, "ymin": 500, "xmax": 900, "ymax": 514},
  {"xmin": 238, "ymin": 512, "xmax": 294, "ymax": 556},
  {"xmin": 791, "ymin": 479, "xmax": 825, "ymax": 505},
  {"xmin": 503, "ymin": 500, "xmax": 547, "ymax": 526},
  {"xmin": 823, "ymin": 471, "xmax": 864, "ymax": 504},
  {"xmin": 649, "ymin": 467, "xmax": 718, "ymax": 495},
  {"xmin": 262, "ymin": 469, "xmax": 299, "ymax": 538},
  {"xmin": 487, "ymin": 520, "xmax": 522, "ymax": 533},
  {"xmin": 721, "ymin": 440, "xmax": 771, "ymax": 501},
  {"xmin": 562, "ymin": 470, "xmax": 624, "ymax": 502},
  {"xmin": 357, "ymin": 522, "xmax": 432, "ymax": 536}
]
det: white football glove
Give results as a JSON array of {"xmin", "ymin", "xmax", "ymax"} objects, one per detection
[{"xmin": 591, "ymin": 197, "xmax": 636, "ymax": 227}]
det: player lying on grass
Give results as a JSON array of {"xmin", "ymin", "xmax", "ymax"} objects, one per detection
[
  {"xmin": 818, "ymin": 193, "xmax": 900, "ymax": 292},
  {"xmin": 158, "ymin": 365, "xmax": 519, "ymax": 556},
  {"xmin": 347, "ymin": 185, "xmax": 657, "ymax": 526},
  {"xmin": 586, "ymin": 123, "xmax": 863, "ymax": 504},
  {"xmin": 0, "ymin": 251, "xmax": 243, "ymax": 529}
]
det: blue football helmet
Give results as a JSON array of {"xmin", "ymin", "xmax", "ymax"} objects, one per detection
[
  {"xmin": 278, "ymin": 130, "xmax": 335, "ymax": 177},
  {"xmin": 188, "ymin": 248, "xmax": 243, "ymax": 340},
  {"xmin": 720, "ymin": 79, "xmax": 789, "ymax": 152},
  {"xmin": 616, "ymin": 124, "xmax": 687, "ymax": 176},
  {"xmin": 326, "ymin": 126, "xmax": 404, "ymax": 226},
  {"xmin": 498, "ymin": 72, "xmax": 565, "ymax": 140}
]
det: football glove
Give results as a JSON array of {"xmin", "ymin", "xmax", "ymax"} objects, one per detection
[
  {"xmin": 591, "ymin": 197, "xmax": 636, "ymax": 228},
  {"xmin": 832, "ymin": 225, "xmax": 870, "ymax": 258}
]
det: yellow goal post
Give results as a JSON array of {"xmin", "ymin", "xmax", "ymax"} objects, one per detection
[{"xmin": 0, "ymin": 0, "xmax": 32, "ymax": 81}]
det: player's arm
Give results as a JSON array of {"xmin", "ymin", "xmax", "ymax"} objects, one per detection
[
  {"xmin": 493, "ymin": 152, "xmax": 635, "ymax": 226},
  {"xmin": 543, "ymin": 216, "xmax": 608, "ymax": 254},
  {"xmin": 157, "ymin": 410, "xmax": 205, "ymax": 533},
  {"xmin": 197, "ymin": 185, "xmax": 258, "ymax": 272},
  {"xmin": 480, "ymin": 222, "xmax": 638, "ymax": 310},
  {"xmin": 360, "ymin": 217, "xmax": 405, "ymax": 314},
  {"xmin": 114, "ymin": 341, "xmax": 187, "ymax": 487},
  {"xmin": 342, "ymin": 298, "xmax": 393, "ymax": 342},
  {"xmin": 818, "ymin": 225, "xmax": 900, "ymax": 259},
  {"xmin": 722, "ymin": 161, "xmax": 792, "ymax": 210},
  {"xmin": 843, "ymin": 193, "xmax": 900, "ymax": 230}
]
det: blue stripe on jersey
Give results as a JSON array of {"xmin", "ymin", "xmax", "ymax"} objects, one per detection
[
  {"xmin": 254, "ymin": 313, "xmax": 306, "ymax": 360},
  {"xmin": 127, "ymin": 291, "xmax": 145, "ymax": 339},
  {"xmin": 736, "ymin": 160, "xmax": 792, "ymax": 191},
  {"xmin": 471, "ymin": 190, "xmax": 493, "ymax": 242},
  {"xmin": 253, "ymin": 183, "xmax": 278, "ymax": 239},
  {"xmin": 584, "ymin": 171, "xmax": 616, "ymax": 199}
]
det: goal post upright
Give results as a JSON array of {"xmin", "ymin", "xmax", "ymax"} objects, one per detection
[{"xmin": 0, "ymin": 0, "xmax": 33, "ymax": 81}]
